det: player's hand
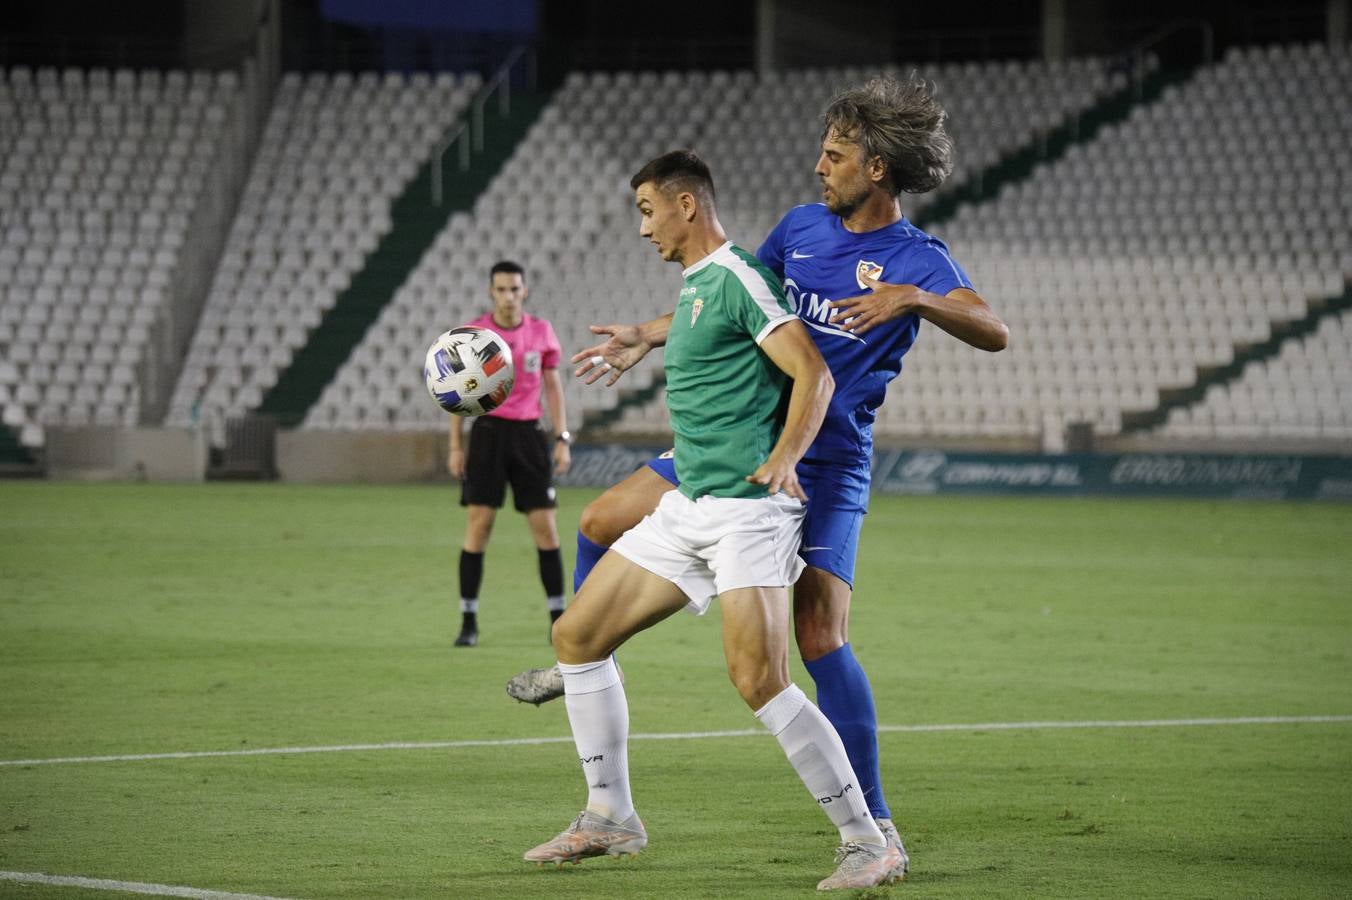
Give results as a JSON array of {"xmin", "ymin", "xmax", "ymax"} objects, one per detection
[
  {"xmin": 746, "ymin": 456, "xmax": 808, "ymax": 501},
  {"xmin": 571, "ymin": 324, "xmax": 651, "ymax": 386},
  {"xmin": 553, "ymin": 441, "xmax": 571, "ymax": 476},
  {"xmin": 827, "ymin": 275, "xmax": 924, "ymax": 335},
  {"xmin": 448, "ymin": 448, "xmax": 465, "ymax": 479}
]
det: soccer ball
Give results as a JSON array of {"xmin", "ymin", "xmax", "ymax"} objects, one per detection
[{"xmin": 423, "ymin": 326, "xmax": 515, "ymax": 417}]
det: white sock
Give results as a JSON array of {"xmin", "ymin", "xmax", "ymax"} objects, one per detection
[
  {"xmin": 560, "ymin": 657, "xmax": 634, "ymax": 823},
  {"xmin": 756, "ymin": 683, "xmax": 884, "ymax": 846}
]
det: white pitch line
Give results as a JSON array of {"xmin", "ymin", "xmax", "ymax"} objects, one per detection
[
  {"xmin": 1, "ymin": 715, "xmax": 1349, "ymax": 769},
  {"xmin": 0, "ymin": 870, "xmax": 296, "ymax": 899}
]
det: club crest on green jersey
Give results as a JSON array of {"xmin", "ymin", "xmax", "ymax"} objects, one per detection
[
  {"xmin": 855, "ymin": 259, "xmax": 883, "ymax": 289},
  {"xmin": 691, "ymin": 297, "xmax": 704, "ymax": 326}
]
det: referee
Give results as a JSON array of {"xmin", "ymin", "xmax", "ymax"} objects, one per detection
[{"xmin": 448, "ymin": 260, "xmax": 571, "ymax": 647}]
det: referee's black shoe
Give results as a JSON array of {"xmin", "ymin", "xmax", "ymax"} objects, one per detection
[{"xmin": 454, "ymin": 627, "xmax": 478, "ymax": 647}]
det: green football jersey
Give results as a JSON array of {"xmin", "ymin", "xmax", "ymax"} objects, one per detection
[{"xmin": 664, "ymin": 242, "xmax": 798, "ymax": 499}]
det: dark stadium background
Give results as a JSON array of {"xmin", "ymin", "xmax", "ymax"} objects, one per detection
[{"xmin": 0, "ymin": 1, "xmax": 1336, "ymax": 74}]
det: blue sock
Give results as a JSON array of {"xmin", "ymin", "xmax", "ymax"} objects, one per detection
[
  {"xmin": 804, "ymin": 643, "xmax": 891, "ymax": 820},
  {"xmin": 573, "ymin": 531, "xmax": 608, "ymax": 593}
]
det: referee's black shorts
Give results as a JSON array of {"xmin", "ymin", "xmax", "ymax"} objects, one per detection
[{"xmin": 460, "ymin": 416, "xmax": 556, "ymax": 512}]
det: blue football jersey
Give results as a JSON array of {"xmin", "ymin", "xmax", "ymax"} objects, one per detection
[{"xmin": 758, "ymin": 203, "xmax": 973, "ymax": 464}]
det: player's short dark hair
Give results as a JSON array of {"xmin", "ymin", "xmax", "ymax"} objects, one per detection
[
  {"xmin": 489, "ymin": 260, "xmax": 525, "ymax": 281},
  {"xmin": 629, "ymin": 150, "xmax": 716, "ymax": 204},
  {"xmin": 822, "ymin": 75, "xmax": 954, "ymax": 196}
]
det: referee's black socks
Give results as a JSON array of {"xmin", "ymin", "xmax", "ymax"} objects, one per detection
[
  {"xmin": 539, "ymin": 547, "xmax": 565, "ymax": 617},
  {"xmin": 458, "ymin": 549, "xmax": 484, "ymax": 634}
]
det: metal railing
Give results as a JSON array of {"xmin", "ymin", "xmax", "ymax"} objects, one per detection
[
  {"xmin": 430, "ymin": 44, "xmax": 536, "ymax": 206},
  {"xmin": 429, "ymin": 121, "xmax": 471, "ymax": 207},
  {"xmin": 1121, "ymin": 18, "xmax": 1215, "ymax": 99}
]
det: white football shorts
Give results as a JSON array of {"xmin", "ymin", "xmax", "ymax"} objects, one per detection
[{"xmin": 610, "ymin": 488, "xmax": 807, "ymax": 615}]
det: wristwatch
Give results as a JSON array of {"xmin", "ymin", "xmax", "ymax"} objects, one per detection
[{"xmin": 555, "ymin": 430, "xmax": 572, "ymax": 445}]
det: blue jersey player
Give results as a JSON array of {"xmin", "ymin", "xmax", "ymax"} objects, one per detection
[{"xmin": 509, "ymin": 76, "xmax": 1008, "ymax": 879}]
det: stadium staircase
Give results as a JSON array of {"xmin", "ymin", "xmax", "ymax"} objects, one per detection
[
  {"xmin": 257, "ymin": 92, "xmax": 551, "ymax": 427},
  {"xmin": 581, "ymin": 61, "xmax": 1201, "ymax": 435},
  {"xmin": 1123, "ymin": 283, "xmax": 1352, "ymax": 432}
]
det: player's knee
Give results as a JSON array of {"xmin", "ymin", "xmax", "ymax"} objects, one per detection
[
  {"xmin": 726, "ymin": 659, "xmax": 789, "ymax": 710},
  {"xmin": 578, "ymin": 498, "xmax": 623, "ymax": 546},
  {"xmin": 550, "ymin": 613, "xmax": 586, "ymax": 660},
  {"xmin": 550, "ymin": 611, "xmax": 604, "ymax": 663},
  {"xmin": 794, "ymin": 614, "xmax": 845, "ymax": 662}
]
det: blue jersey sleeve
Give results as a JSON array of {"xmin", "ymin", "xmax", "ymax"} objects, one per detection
[
  {"xmin": 756, "ymin": 212, "xmax": 791, "ymax": 279},
  {"xmin": 908, "ymin": 238, "xmax": 974, "ymax": 297}
]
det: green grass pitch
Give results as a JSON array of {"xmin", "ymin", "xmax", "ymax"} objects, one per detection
[{"xmin": 1, "ymin": 481, "xmax": 1350, "ymax": 898}]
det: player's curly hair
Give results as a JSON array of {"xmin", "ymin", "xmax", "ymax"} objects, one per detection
[{"xmin": 822, "ymin": 75, "xmax": 954, "ymax": 196}]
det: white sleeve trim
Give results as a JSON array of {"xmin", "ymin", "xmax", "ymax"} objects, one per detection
[
  {"xmin": 755, "ymin": 313, "xmax": 797, "ymax": 345},
  {"xmin": 720, "ymin": 248, "xmax": 794, "ymax": 326}
]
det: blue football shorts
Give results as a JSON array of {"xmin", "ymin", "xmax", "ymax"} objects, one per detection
[
  {"xmin": 646, "ymin": 448, "xmax": 678, "ymax": 485},
  {"xmin": 644, "ymin": 451, "xmax": 869, "ymax": 587}
]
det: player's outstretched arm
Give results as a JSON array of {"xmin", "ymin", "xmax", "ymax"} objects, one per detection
[
  {"xmin": 747, "ymin": 319, "xmax": 834, "ymax": 500},
  {"xmin": 829, "ymin": 278, "xmax": 1009, "ymax": 351},
  {"xmin": 571, "ymin": 314, "xmax": 674, "ymax": 386}
]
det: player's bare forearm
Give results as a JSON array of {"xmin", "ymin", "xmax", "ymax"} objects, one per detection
[
  {"xmin": 637, "ymin": 313, "xmax": 673, "ymax": 348},
  {"xmin": 750, "ymin": 320, "xmax": 834, "ymax": 498},
  {"xmin": 771, "ymin": 368, "xmax": 832, "ymax": 466},
  {"xmin": 829, "ymin": 279, "xmax": 1008, "ymax": 351},
  {"xmin": 912, "ymin": 288, "xmax": 1008, "ymax": 351}
]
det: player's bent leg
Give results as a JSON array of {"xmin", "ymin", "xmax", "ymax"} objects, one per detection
[
  {"xmin": 795, "ymin": 567, "xmax": 894, "ymax": 825},
  {"xmin": 721, "ymin": 587, "xmax": 896, "ymax": 889},
  {"xmin": 572, "ymin": 460, "xmax": 677, "ymax": 600},
  {"xmin": 792, "ymin": 565, "xmax": 850, "ymax": 659},
  {"xmin": 717, "ymin": 585, "xmax": 792, "ymax": 709},
  {"xmin": 526, "ymin": 556, "xmax": 686, "ymax": 867},
  {"xmin": 508, "ymin": 464, "xmax": 675, "ymax": 702},
  {"xmin": 578, "ymin": 464, "xmax": 676, "ymax": 547},
  {"xmin": 552, "ymin": 550, "xmax": 688, "ymax": 664}
]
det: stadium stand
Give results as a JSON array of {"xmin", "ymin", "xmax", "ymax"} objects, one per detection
[
  {"xmin": 302, "ymin": 56, "xmax": 1132, "ymax": 437},
  {"xmin": 904, "ymin": 41, "xmax": 1351, "ymax": 445},
  {"xmin": 1158, "ymin": 307, "xmax": 1352, "ymax": 440},
  {"xmin": 162, "ymin": 70, "xmax": 480, "ymax": 437},
  {"xmin": 590, "ymin": 43, "xmax": 1349, "ymax": 446},
  {"xmin": 0, "ymin": 64, "xmax": 241, "ymax": 455},
  {"xmin": 6, "ymin": 43, "xmax": 1348, "ymax": 460}
]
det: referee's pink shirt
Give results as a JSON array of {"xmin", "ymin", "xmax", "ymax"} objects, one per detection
[{"xmin": 466, "ymin": 312, "xmax": 561, "ymax": 422}]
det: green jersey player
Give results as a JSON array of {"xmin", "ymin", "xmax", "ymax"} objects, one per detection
[
  {"xmin": 664, "ymin": 242, "xmax": 798, "ymax": 500},
  {"xmin": 523, "ymin": 151, "xmax": 904, "ymax": 891}
]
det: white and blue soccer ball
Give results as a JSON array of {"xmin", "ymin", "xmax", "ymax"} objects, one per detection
[{"xmin": 423, "ymin": 326, "xmax": 515, "ymax": 417}]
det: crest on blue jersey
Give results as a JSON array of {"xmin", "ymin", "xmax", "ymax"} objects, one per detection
[{"xmin": 855, "ymin": 259, "xmax": 883, "ymax": 289}]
